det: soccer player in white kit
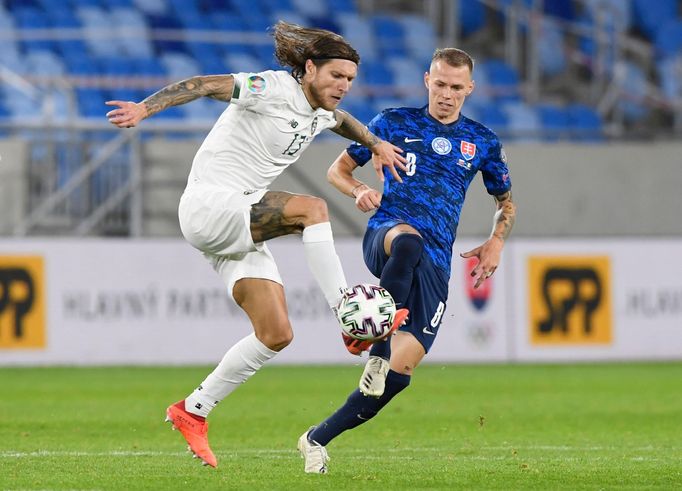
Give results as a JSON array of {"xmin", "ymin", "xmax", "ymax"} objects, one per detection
[{"xmin": 105, "ymin": 22, "xmax": 407, "ymax": 468}]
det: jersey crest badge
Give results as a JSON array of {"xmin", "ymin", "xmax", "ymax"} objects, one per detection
[
  {"xmin": 431, "ymin": 137, "xmax": 452, "ymax": 155},
  {"xmin": 247, "ymin": 75, "xmax": 266, "ymax": 94},
  {"xmin": 310, "ymin": 116, "xmax": 318, "ymax": 135},
  {"xmin": 460, "ymin": 141, "xmax": 476, "ymax": 161}
]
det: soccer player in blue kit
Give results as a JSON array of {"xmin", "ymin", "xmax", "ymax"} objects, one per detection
[{"xmin": 298, "ymin": 48, "xmax": 517, "ymax": 473}]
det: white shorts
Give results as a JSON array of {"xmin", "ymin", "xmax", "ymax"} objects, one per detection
[{"xmin": 178, "ymin": 185, "xmax": 283, "ymax": 299}]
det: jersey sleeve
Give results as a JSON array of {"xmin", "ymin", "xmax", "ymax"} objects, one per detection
[
  {"xmin": 345, "ymin": 111, "xmax": 391, "ymax": 166},
  {"xmin": 480, "ymin": 137, "xmax": 512, "ymax": 195},
  {"xmin": 230, "ymin": 71, "xmax": 282, "ymax": 108}
]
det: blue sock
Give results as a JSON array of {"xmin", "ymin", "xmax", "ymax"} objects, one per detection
[
  {"xmin": 371, "ymin": 234, "xmax": 423, "ymax": 360},
  {"xmin": 308, "ymin": 370, "xmax": 411, "ymax": 446}
]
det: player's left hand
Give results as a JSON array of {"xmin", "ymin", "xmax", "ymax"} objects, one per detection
[
  {"xmin": 460, "ymin": 237, "xmax": 504, "ymax": 289},
  {"xmin": 354, "ymin": 185, "xmax": 382, "ymax": 212},
  {"xmin": 370, "ymin": 140, "xmax": 407, "ymax": 183}
]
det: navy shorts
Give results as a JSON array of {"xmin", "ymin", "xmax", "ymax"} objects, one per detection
[{"xmin": 362, "ymin": 225, "xmax": 449, "ymax": 353}]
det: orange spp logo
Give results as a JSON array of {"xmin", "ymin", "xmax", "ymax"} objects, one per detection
[
  {"xmin": 0, "ymin": 256, "xmax": 46, "ymax": 349},
  {"xmin": 529, "ymin": 256, "xmax": 612, "ymax": 345}
]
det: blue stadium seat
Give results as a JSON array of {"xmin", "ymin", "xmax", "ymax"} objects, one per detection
[
  {"xmin": 477, "ymin": 60, "xmax": 521, "ymax": 101},
  {"xmin": 632, "ymin": 0, "xmax": 677, "ymax": 40},
  {"xmin": 13, "ymin": 7, "xmax": 55, "ymax": 53},
  {"xmin": 132, "ymin": 57, "xmax": 167, "ymax": 76},
  {"xmin": 341, "ymin": 101, "xmax": 378, "ymax": 124},
  {"xmin": 537, "ymin": 104, "xmax": 570, "ymax": 141},
  {"xmin": 75, "ymin": 88, "xmax": 107, "ymax": 118},
  {"xmin": 397, "ymin": 15, "xmax": 437, "ymax": 61},
  {"xmin": 654, "ymin": 19, "xmax": 682, "ymax": 59},
  {"xmin": 458, "ymin": 0, "xmax": 486, "ymax": 37},
  {"xmin": 78, "ymin": 7, "xmax": 123, "ymax": 57},
  {"xmin": 161, "ymin": 52, "xmax": 201, "ymax": 78},
  {"xmin": 133, "ymin": 0, "xmax": 168, "ymax": 15},
  {"xmin": 145, "ymin": 13, "xmax": 185, "ymax": 53},
  {"xmin": 386, "ymin": 57, "xmax": 423, "ymax": 92},
  {"xmin": 658, "ymin": 55, "xmax": 682, "ymax": 102},
  {"xmin": 566, "ymin": 103, "xmax": 603, "ymax": 141},
  {"xmin": 359, "ymin": 61, "xmax": 394, "ymax": 92},
  {"xmin": 372, "ymin": 15, "xmax": 407, "ymax": 58},
  {"xmin": 477, "ymin": 103, "xmax": 509, "ymax": 133},
  {"xmin": 291, "ymin": 0, "xmax": 329, "ymax": 18},
  {"xmin": 261, "ymin": 0, "xmax": 294, "ymax": 11},
  {"xmin": 224, "ymin": 53, "xmax": 267, "ymax": 74},
  {"xmin": 503, "ymin": 101, "xmax": 541, "ymax": 141},
  {"xmin": 538, "ymin": 18, "xmax": 566, "ymax": 77},
  {"xmin": 327, "ymin": 0, "xmax": 357, "ymax": 14},
  {"xmin": 25, "ymin": 50, "xmax": 66, "ymax": 76}
]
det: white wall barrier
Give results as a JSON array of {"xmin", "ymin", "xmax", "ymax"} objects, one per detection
[{"xmin": 0, "ymin": 238, "xmax": 680, "ymax": 365}]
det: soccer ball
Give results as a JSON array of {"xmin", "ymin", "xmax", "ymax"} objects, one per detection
[{"xmin": 336, "ymin": 284, "xmax": 396, "ymax": 341}]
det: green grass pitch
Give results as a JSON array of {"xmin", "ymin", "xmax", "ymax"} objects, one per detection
[{"xmin": 1, "ymin": 363, "xmax": 681, "ymax": 490}]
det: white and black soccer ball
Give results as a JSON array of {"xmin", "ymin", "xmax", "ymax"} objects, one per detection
[{"xmin": 336, "ymin": 284, "xmax": 396, "ymax": 341}]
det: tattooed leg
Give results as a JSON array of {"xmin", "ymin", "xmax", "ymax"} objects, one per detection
[{"xmin": 250, "ymin": 191, "xmax": 330, "ymax": 243}]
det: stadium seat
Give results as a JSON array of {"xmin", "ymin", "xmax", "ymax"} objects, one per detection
[
  {"xmin": 161, "ymin": 52, "xmax": 201, "ymax": 78},
  {"xmin": 477, "ymin": 103, "xmax": 509, "ymax": 134},
  {"xmin": 327, "ymin": 0, "xmax": 357, "ymax": 14},
  {"xmin": 632, "ymin": 0, "xmax": 677, "ymax": 40},
  {"xmin": 658, "ymin": 55, "xmax": 682, "ymax": 102},
  {"xmin": 76, "ymin": 88, "xmax": 108, "ymax": 117},
  {"xmin": 458, "ymin": 0, "xmax": 486, "ymax": 37},
  {"xmin": 359, "ymin": 61, "xmax": 394, "ymax": 94},
  {"xmin": 538, "ymin": 18, "xmax": 567, "ymax": 77},
  {"xmin": 133, "ymin": 0, "xmax": 168, "ymax": 15},
  {"xmin": 386, "ymin": 57, "xmax": 424, "ymax": 93},
  {"xmin": 398, "ymin": 15, "xmax": 438, "ymax": 62},
  {"xmin": 566, "ymin": 103, "xmax": 603, "ymax": 141},
  {"xmin": 291, "ymin": 0, "xmax": 329, "ymax": 18},
  {"xmin": 13, "ymin": 7, "xmax": 55, "ymax": 53},
  {"xmin": 476, "ymin": 60, "xmax": 521, "ymax": 102},
  {"xmin": 224, "ymin": 53, "xmax": 267, "ymax": 74},
  {"xmin": 654, "ymin": 19, "xmax": 682, "ymax": 59},
  {"xmin": 372, "ymin": 15, "xmax": 408, "ymax": 58},
  {"xmin": 24, "ymin": 51, "xmax": 66, "ymax": 76},
  {"xmin": 536, "ymin": 104, "xmax": 570, "ymax": 141},
  {"xmin": 111, "ymin": 8, "xmax": 154, "ymax": 59},
  {"xmin": 503, "ymin": 101, "xmax": 541, "ymax": 141}
]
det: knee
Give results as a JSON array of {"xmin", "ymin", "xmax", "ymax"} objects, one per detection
[
  {"xmin": 299, "ymin": 196, "xmax": 329, "ymax": 226},
  {"xmin": 257, "ymin": 323, "xmax": 294, "ymax": 351},
  {"xmin": 391, "ymin": 233, "xmax": 424, "ymax": 259}
]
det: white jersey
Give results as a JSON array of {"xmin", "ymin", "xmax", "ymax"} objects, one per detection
[{"xmin": 187, "ymin": 70, "xmax": 338, "ymax": 191}]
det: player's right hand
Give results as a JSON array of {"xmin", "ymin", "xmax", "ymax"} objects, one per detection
[{"xmin": 105, "ymin": 100, "xmax": 147, "ymax": 128}]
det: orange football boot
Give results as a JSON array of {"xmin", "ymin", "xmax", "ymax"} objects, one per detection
[
  {"xmin": 342, "ymin": 308, "xmax": 409, "ymax": 356},
  {"xmin": 165, "ymin": 401, "xmax": 217, "ymax": 468}
]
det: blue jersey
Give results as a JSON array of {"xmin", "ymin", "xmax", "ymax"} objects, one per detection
[{"xmin": 346, "ymin": 105, "xmax": 511, "ymax": 279}]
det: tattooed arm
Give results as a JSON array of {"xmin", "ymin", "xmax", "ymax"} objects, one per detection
[
  {"xmin": 460, "ymin": 191, "xmax": 517, "ymax": 289},
  {"xmin": 105, "ymin": 75, "xmax": 234, "ymax": 128},
  {"xmin": 331, "ymin": 109, "xmax": 407, "ymax": 182},
  {"xmin": 490, "ymin": 191, "xmax": 516, "ymax": 242}
]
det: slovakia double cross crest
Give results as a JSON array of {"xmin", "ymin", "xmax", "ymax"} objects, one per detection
[{"xmin": 460, "ymin": 140, "xmax": 476, "ymax": 160}]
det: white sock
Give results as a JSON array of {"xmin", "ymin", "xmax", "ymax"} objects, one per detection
[
  {"xmin": 302, "ymin": 222, "xmax": 348, "ymax": 308},
  {"xmin": 185, "ymin": 333, "xmax": 277, "ymax": 418}
]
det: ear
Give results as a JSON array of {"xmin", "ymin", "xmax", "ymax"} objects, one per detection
[
  {"xmin": 305, "ymin": 59, "xmax": 316, "ymax": 76},
  {"xmin": 467, "ymin": 80, "xmax": 475, "ymax": 96},
  {"xmin": 423, "ymin": 71, "xmax": 430, "ymax": 90}
]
